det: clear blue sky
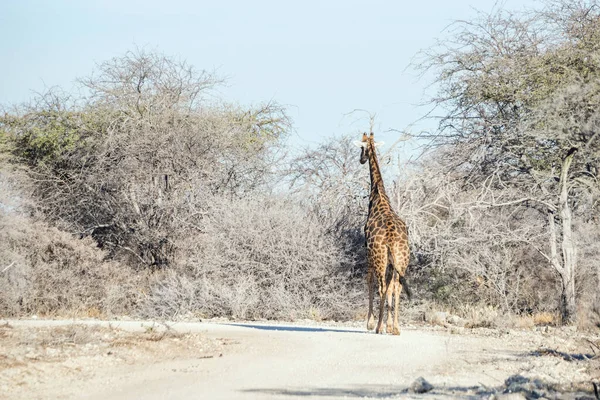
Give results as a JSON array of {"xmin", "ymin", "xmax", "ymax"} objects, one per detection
[{"xmin": 0, "ymin": 0, "xmax": 537, "ymax": 153}]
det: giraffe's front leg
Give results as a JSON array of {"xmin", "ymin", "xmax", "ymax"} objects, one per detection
[{"xmin": 368, "ymin": 244, "xmax": 388, "ymax": 334}]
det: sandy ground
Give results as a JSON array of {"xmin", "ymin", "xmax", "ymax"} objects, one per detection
[{"xmin": 1, "ymin": 319, "xmax": 599, "ymax": 399}]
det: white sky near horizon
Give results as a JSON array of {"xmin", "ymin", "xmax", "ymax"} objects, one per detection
[{"xmin": 0, "ymin": 0, "xmax": 539, "ymax": 157}]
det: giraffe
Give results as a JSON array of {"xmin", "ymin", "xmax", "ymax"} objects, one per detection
[{"xmin": 354, "ymin": 132, "xmax": 410, "ymax": 335}]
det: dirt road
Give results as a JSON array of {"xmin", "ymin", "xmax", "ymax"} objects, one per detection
[{"xmin": 1, "ymin": 319, "xmax": 598, "ymax": 399}]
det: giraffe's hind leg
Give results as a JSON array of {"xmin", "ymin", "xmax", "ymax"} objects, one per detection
[
  {"xmin": 375, "ymin": 272, "xmax": 387, "ymax": 334},
  {"xmin": 366, "ymin": 269, "xmax": 375, "ymax": 331},
  {"xmin": 386, "ymin": 270, "xmax": 399, "ymax": 334},
  {"xmin": 389, "ymin": 244, "xmax": 410, "ymax": 336},
  {"xmin": 392, "ymin": 276, "xmax": 402, "ymax": 336}
]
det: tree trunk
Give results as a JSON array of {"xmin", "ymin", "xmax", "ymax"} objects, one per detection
[
  {"xmin": 559, "ymin": 267, "xmax": 577, "ymax": 325},
  {"xmin": 558, "ymin": 148, "xmax": 577, "ymax": 325}
]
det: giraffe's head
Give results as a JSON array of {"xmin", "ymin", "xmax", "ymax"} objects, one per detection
[{"xmin": 353, "ymin": 132, "xmax": 383, "ymax": 164}]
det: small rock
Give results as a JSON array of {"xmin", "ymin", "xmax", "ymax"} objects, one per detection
[
  {"xmin": 505, "ymin": 375, "xmax": 529, "ymax": 387},
  {"xmin": 503, "ymin": 375, "xmax": 548, "ymax": 399},
  {"xmin": 409, "ymin": 377, "xmax": 433, "ymax": 393}
]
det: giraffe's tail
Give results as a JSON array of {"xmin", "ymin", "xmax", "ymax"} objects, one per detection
[
  {"xmin": 387, "ymin": 247, "xmax": 413, "ymax": 301},
  {"xmin": 399, "ymin": 275, "xmax": 413, "ymax": 301}
]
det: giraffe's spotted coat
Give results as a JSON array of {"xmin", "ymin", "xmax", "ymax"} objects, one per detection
[{"xmin": 358, "ymin": 132, "xmax": 410, "ymax": 335}]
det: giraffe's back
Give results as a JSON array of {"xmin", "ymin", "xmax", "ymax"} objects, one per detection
[{"xmin": 365, "ymin": 210, "xmax": 408, "ymax": 246}]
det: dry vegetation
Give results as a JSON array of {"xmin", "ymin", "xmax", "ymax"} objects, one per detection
[
  {"xmin": 0, "ymin": 210, "xmax": 145, "ymax": 318},
  {"xmin": 1, "ymin": 0, "xmax": 600, "ymax": 331},
  {"xmin": 0, "ymin": 50, "xmax": 364, "ymax": 322}
]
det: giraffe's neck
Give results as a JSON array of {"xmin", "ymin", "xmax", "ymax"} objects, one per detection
[{"xmin": 367, "ymin": 144, "xmax": 391, "ymax": 213}]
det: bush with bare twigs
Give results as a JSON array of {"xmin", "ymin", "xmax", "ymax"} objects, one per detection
[
  {"xmin": 141, "ymin": 195, "xmax": 364, "ymax": 320},
  {"xmin": 410, "ymin": 0, "xmax": 600, "ymax": 325},
  {"xmin": 0, "ymin": 50, "xmax": 366, "ymax": 321},
  {"xmin": 2, "ymin": 50, "xmax": 290, "ymax": 269},
  {"xmin": 0, "ymin": 171, "xmax": 145, "ymax": 317}
]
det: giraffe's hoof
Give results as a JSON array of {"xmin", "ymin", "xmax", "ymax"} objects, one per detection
[
  {"xmin": 392, "ymin": 326, "xmax": 401, "ymax": 336},
  {"xmin": 367, "ymin": 317, "xmax": 375, "ymax": 331}
]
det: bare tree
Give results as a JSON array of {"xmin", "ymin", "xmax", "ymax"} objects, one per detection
[
  {"xmin": 286, "ymin": 135, "xmax": 368, "ymax": 234},
  {"xmin": 2, "ymin": 50, "xmax": 291, "ymax": 268},
  {"xmin": 415, "ymin": 0, "xmax": 600, "ymax": 323}
]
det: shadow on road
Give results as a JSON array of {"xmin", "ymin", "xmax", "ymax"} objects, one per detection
[
  {"xmin": 241, "ymin": 384, "xmax": 489, "ymax": 399},
  {"xmin": 222, "ymin": 323, "xmax": 366, "ymax": 334},
  {"xmin": 241, "ymin": 375, "xmax": 599, "ymax": 399},
  {"xmin": 528, "ymin": 348, "xmax": 596, "ymax": 361},
  {"xmin": 241, "ymin": 385, "xmax": 408, "ymax": 398}
]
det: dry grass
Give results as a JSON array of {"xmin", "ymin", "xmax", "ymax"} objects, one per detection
[
  {"xmin": 414, "ymin": 303, "xmax": 571, "ymax": 331},
  {"xmin": 534, "ymin": 311, "xmax": 558, "ymax": 326}
]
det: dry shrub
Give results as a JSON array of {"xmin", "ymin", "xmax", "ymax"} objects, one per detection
[
  {"xmin": 532, "ymin": 311, "xmax": 557, "ymax": 326},
  {"xmin": 0, "ymin": 210, "xmax": 146, "ymax": 318},
  {"xmin": 140, "ymin": 195, "xmax": 365, "ymax": 321},
  {"xmin": 388, "ymin": 158, "xmax": 600, "ymax": 323},
  {"xmin": 513, "ymin": 315, "xmax": 536, "ymax": 329},
  {"xmin": 454, "ymin": 305, "xmax": 501, "ymax": 329},
  {"xmin": 419, "ymin": 304, "xmax": 561, "ymax": 330},
  {"xmin": 422, "ymin": 308, "xmax": 452, "ymax": 326}
]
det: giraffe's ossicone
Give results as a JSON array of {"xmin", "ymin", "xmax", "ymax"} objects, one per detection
[{"xmin": 354, "ymin": 132, "xmax": 410, "ymax": 335}]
